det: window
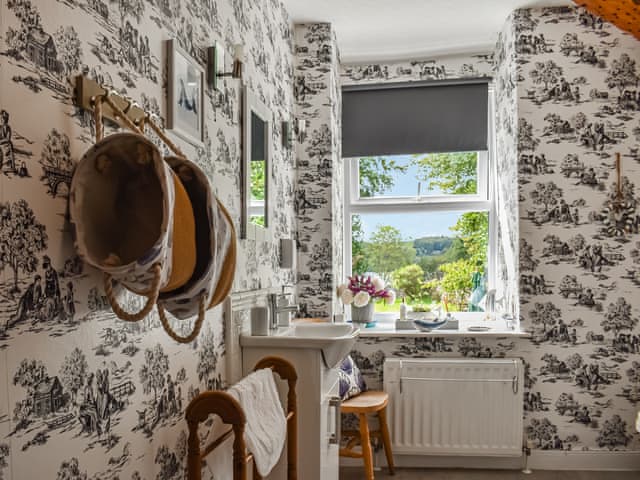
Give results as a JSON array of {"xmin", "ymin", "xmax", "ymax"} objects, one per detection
[{"xmin": 342, "ymin": 82, "xmax": 496, "ymax": 317}]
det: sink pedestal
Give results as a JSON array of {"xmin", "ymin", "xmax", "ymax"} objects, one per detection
[{"xmin": 241, "ymin": 345, "xmax": 340, "ymax": 480}]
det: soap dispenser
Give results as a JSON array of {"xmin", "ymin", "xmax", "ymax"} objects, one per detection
[{"xmin": 399, "ymin": 296, "xmax": 407, "ymax": 321}]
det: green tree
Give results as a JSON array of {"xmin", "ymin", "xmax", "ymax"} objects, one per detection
[
  {"xmin": 433, "ymin": 258, "xmax": 476, "ymax": 311},
  {"xmin": 358, "ymin": 156, "xmax": 408, "ymax": 197},
  {"xmin": 451, "ymin": 212, "xmax": 488, "ymax": 267},
  {"xmin": 365, "ymin": 225, "xmax": 415, "ymax": 282},
  {"xmin": 440, "ymin": 259, "xmax": 476, "ymax": 310},
  {"xmin": 413, "ymin": 151, "xmax": 488, "ymax": 269},
  {"xmin": 351, "ymin": 215, "xmax": 369, "ymax": 274},
  {"xmin": 392, "ymin": 264, "xmax": 425, "ymax": 301},
  {"xmin": 413, "ymin": 151, "xmax": 478, "ymax": 195},
  {"xmin": 250, "ymin": 160, "xmax": 265, "ymax": 200}
]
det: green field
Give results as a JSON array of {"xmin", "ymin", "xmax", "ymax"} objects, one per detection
[{"xmin": 374, "ymin": 296, "xmax": 435, "ymax": 313}]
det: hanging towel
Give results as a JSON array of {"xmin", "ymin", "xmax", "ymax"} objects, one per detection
[{"xmin": 227, "ymin": 368, "xmax": 286, "ymax": 476}]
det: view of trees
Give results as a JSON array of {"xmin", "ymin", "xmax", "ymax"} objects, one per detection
[
  {"xmin": 352, "ymin": 152, "xmax": 488, "ymax": 311},
  {"xmin": 364, "ymin": 226, "xmax": 415, "ymax": 283},
  {"xmin": 358, "ymin": 156, "xmax": 408, "ymax": 197}
]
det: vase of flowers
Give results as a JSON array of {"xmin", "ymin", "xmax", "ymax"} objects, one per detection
[{"xmin": 337, "ymin": 275, "xmax": 396, "ymax": 324}]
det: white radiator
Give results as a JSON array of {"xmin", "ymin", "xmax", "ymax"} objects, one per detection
[{"xmin": 383, "ymin": 358, "xmax": 523, "ymax": 456}]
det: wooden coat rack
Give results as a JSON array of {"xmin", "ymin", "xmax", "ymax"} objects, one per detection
[{"xmin": 75, "ymin": 75, "xmax": 148, "ymax": 127}]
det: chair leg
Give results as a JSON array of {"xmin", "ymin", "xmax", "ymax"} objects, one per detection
[
  {"xmin": 378, "ymin": 406, "xmax": 395, "ymax": 475},
  {"xmin": 359, "ymin": 413, "xmax": 375, "ymax": 480}
]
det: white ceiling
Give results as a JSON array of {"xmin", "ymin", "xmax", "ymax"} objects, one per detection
[{"xmin": 282, "ymin": 0, "xmax": 571, "ymax": 63}]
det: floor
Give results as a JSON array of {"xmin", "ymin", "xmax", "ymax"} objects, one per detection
[{"xmin": 340, "ymin": 468, "xmax": 639, "ymax": 479}]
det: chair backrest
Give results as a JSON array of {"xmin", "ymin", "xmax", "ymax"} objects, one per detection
[{"xmin": 185, "ymin": 355, "xmax": 297, "ymax": 480}]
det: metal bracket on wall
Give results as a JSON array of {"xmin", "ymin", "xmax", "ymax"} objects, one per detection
[{"xmin": 74, "ymin": 75, "xmax": 147, "ymax": 128}]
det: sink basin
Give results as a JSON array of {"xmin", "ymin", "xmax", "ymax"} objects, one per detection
[
  {"xmin": 287, "ymin": 323, "xmax": 355, "ymax": 338},
  {"xmin": 240, "ymin": 323, "xmax": 360, "ymax": 369}
]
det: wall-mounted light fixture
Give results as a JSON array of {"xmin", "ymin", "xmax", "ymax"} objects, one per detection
[
  {"xmin": 207, "ymin": 42, "xmax": 244, "ymax": 91},
  {"xmin": 294, "ymin": 118, "xmax": 307, "ymax": 143}
]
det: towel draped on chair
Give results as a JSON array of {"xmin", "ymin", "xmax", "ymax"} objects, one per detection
[{"xmin": 227, "ymin": 368, "xmax": 287, "ymax": 476}]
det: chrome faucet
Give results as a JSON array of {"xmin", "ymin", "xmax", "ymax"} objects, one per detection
[{"xmin": 268, "ymin": 291, "xmax": 299, "ymax": 329}]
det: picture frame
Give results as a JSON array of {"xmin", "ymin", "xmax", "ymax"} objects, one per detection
[{"xmin": 166, "ymin": 39, "xmax": 204, "ymax": 146}]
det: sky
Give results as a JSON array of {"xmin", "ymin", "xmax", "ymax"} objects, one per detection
[{"xmin": 356, "ymin": 154, "xmax": 470, "ymax": 241}]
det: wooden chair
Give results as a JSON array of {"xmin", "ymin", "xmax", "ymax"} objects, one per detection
[
  {"xmin": 340, "ymin": 391, "xmax": 395, "ymax": 480},
  {"xmin": 186, "ymin": 356, "xmax": 297, "ymax": 480}
]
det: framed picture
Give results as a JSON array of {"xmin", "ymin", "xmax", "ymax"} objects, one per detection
[{"xmin": 167, "ymin": 39, "xmax": 204, "ymax": 146}]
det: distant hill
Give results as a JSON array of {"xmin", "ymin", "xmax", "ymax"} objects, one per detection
[
  {"xmin": 412, "ymin": 236, "xmax": 454, "ymax": 257},
  {"xmin": 360, "ymin": 236, "xmax": 455, "ymax": 259}
]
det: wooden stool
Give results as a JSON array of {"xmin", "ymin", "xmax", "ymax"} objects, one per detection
[{"xmin": 340, "ymin": 391, "xmax": 395, "ymax": 480}]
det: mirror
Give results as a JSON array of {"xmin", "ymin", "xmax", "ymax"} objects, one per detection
[{"xmin": 242, "ymin": 87, "xmax": 270, "ymax": 238}]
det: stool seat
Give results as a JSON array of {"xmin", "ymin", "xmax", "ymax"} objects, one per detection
[
  {"xmin": 341, "ymin": 391, "xmax": 388, "ymax": 413},
  {"xmin": 340, "ymin": 390, "xmax": 395, "ymax": 479}
]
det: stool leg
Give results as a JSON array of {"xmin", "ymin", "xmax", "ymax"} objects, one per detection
[
  {"xmin": 378, "ymin": 406, "xmax": 395, "ymax": 475},
  {"xmin": 359, "ymin": 413, "xmax": 374, "ymax": 480}
]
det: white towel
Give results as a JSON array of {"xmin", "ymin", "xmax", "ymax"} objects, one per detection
[{"xmin": 227, "ymin": 368, "xmax": 287, "ymax": 476}]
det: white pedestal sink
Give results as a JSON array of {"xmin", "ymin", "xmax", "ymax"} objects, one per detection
[
  {"xmin": 240, "ymin": 322, "xmax": 360, "ymax": 480},
  {"xmin": 241, "ymin": 322, "xmax": 359, "ymax": 368}
]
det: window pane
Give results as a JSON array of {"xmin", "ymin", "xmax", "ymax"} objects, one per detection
[
  {"xmin": 351, "ymin": 211, "xmax": 488, "ymax": 313},
  {"xmin": 356, "ymin": 151, "xmax": 480, "ymax": 199}
]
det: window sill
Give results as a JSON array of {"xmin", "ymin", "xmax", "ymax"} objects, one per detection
[{"xmin": 356, "ymin": 312, "xmax": 529, "ymax": 338}]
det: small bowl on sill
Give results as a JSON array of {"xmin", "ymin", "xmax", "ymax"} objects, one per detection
[{"xmin": 413, "ymin": 319, "xmax": 447, "ymax": 332}]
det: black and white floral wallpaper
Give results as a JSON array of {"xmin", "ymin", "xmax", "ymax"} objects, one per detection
[
  {"xmin": 347, "ymin": 6, "xmax": 640, "ymax": 455},
  {"xmin": 293, "ymin": 23, "xmax": 343, "ymax": 319},
  {"xmin": 0, "ymin": 0, "xmax": 298, "ymax": 478}
]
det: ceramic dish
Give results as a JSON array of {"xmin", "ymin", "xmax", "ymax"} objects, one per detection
[
  {"xmin": 467, "ymin": 326, "xmax": 492, "ymax": 332},
  {"xmin": 413, "ymin": 319, "xmax": 447, "ymax": 332}
]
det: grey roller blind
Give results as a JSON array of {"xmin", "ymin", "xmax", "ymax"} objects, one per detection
[{"xmin": 342, "ymin": 79, "xmax": 489, "ymax": 158}]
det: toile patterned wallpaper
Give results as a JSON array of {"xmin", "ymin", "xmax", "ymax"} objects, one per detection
[
  {"xmin": 347, "ymin": 6, "xmax": 640, "ymax": 454},
  {"xmin": 341, "ymin": 52, "xmax": 495, "ymax": 86},
  {"xmin": 293, "ymin": 23, "xmax": 343, "ymax": 319},
  {"xmin": 0, "ymin": 0, "xmax": 298, "ymax": 478}
]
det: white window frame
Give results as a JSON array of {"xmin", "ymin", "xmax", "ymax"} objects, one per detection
[{"xmin": 343, "ymin": 85, "xmax": 498, "ymax": 314}]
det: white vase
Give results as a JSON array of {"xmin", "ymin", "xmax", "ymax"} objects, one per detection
[{"xmin": 351, "ymin": 302, "xmax": 374, "ymax": 324}]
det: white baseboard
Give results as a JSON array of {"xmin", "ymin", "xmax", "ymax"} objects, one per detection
[
  {"xmin": 340, "ymin": 451, "xmax": 640, "ymax": 471},
  {"xmin": 529, "ymin": 451, "xmax": 640, "ymax": 471}
]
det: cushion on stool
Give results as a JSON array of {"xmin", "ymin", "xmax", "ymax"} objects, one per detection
[{"xmin": 338, "ymin": 355, "xmax": 367, "ymax": 400}]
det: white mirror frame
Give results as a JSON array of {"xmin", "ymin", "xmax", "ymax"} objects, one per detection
[{"xmin": 241, "ymin": 86, "xmax": 271, "ymax": 239}]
